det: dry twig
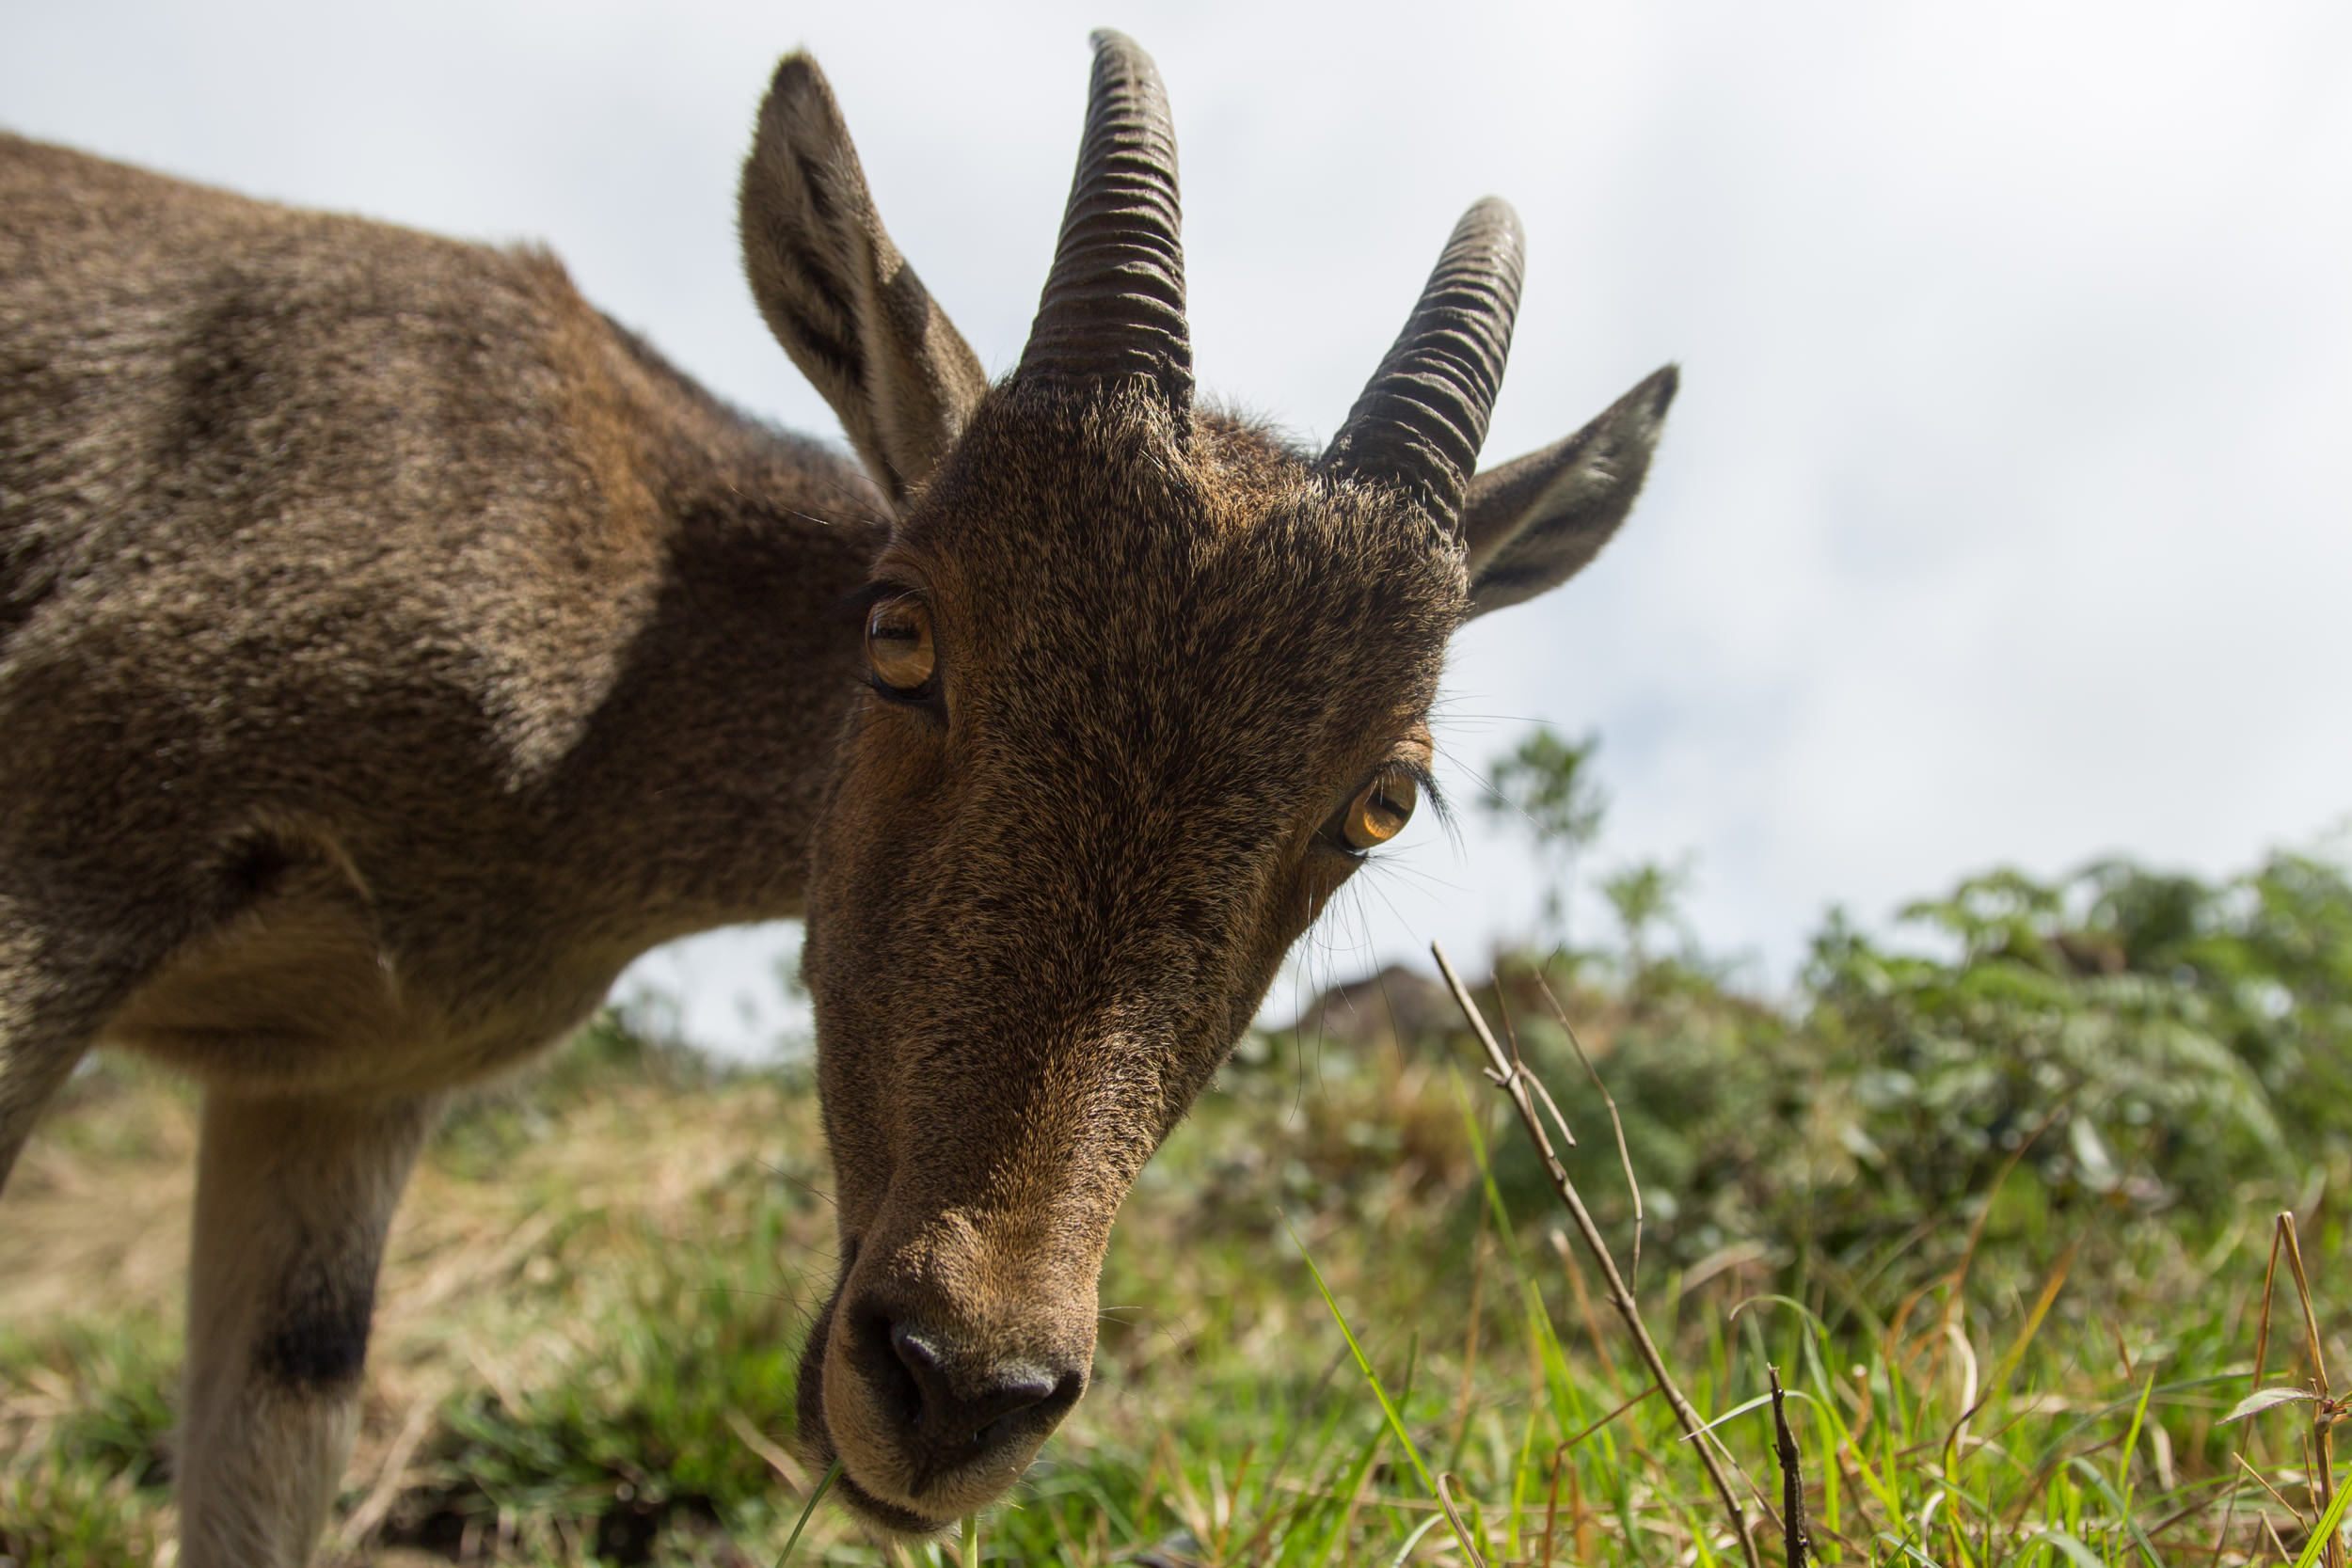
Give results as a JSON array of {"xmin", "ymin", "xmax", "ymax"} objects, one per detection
[
  {"xmin": 1533, "ymin": 974, "xmax": 1646, "ymax": 1277},
  {"xmin": 2278, "ymin": 1212, "xmax": 2342, "ymax": 1568},
  {"xmin": 334, "ymin": 1379, "xmax": 450, "ymax": 1554},
  {"xmin": 1434, "ymin": 942, "xmax": 1763, "ymax": 1568},
  {"xmin": 1770, "ymin": 1366, "xmax": 1811, "ymax": 1568},
  {"xmin": 1437, "ymin": 1472, "xmax": 1490, "ymax": 1568}
]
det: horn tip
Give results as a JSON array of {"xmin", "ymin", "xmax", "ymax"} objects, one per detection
[
  {"xmin": 1088, "ymin": 27, "xmax": 1150, "ymax": 62},
  {"xmin": 1466, "ymin": 194, "xmax": 1522, "ymax": 228},
  {"xmin": 1085, "ymin": 29, "xmax": 1166, "ymax": 93},
  {"xmin": 1457, "ymin": 197, "xmax": 1527, "ymax": 267}
]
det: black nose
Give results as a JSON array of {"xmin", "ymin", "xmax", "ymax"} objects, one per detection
[
  {"xmin": 892, "ymin": 1323, "xmax": 1063, "ymax": 1440},
  {"xmin": 847, "ymin": 1303, "xmax": 1084, "ymax": 1465}
]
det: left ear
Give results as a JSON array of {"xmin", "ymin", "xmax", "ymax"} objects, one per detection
[
  {"xmin": 1460, "ymin": 364, "xmax": 1677, "ymax": 617},
  {"xmin": 739, "ymin": 53, "xmax": 988, "ymax": 510}
]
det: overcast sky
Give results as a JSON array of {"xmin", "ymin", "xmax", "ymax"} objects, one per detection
[{"xmin": 9, "ymin": 1, "xmax": 2347, "ymax": 1053}]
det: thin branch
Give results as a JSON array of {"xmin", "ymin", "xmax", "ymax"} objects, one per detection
[
  {"xmin": 1772, "ymin": 1366, "xmax": 1811, "ymax": 1568},
  {"xmin": 2279, "ymin": 1211, "xmax": 2329, "ymax": 1389},
  {"xmin": 1534, "ymin": 974, "xmax": 1645, "ymax": 1277},
  {"xmin": 1437, "ymin": 1472, "xmax": 1491, "ymax": 1568},
  {"xmin": 1435, "ymin": 942, "xmax": 1762, "ymax": 1568},
  {"xmin": 2286, "ymin": 1209, "xmax": 2344, "ymax": 1568}
]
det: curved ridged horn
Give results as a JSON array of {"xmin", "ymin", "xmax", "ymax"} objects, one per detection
[
  {"xmin": 1320, "ymin": 198, "xmax": 1526, "ymax": 523},
  {"xmin": 1015, "ymin": 30, "xmax": 1191, "ymax": 404}
]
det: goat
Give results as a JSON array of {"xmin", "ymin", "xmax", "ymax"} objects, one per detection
[{"xmin": 0, "ymin": 31, "xmax": 1675, "ymax": 1562}]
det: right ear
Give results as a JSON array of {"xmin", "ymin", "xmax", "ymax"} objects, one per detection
[
  {"xmin": 739, "ymin": 55, "xmax": 988, "ymax": 509},
  {"xmin": 1458, "ymin": 364, "xmax": 1678, "ymax": 617}
]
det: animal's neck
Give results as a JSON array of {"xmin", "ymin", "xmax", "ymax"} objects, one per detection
[{"xmin": 530, "ymin": 410, "xmax": 890, "ymax": 950}]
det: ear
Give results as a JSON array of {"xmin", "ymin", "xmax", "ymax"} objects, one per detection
[
  {"xmin": 739, "ymin": 55, "xmax": 989, "ymax": 508},
  {"xmin": 1459, "ymin": 364, "xmax": 1678, "ymax": 617}
]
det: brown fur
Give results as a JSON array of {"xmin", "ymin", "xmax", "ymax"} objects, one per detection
[{"xmin": 0, "ymin": 40, "xmax": 1674, "ymax": 1562}]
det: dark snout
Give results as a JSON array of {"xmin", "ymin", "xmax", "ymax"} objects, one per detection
[
  {"xmin": 856, "ymin": 1307, "xmax": 1084, "ymax": 1461},
  {"xmin": 796, "ymin": 1219, "xmax": 1100, "ymax": 1532},
  {"xmin": 842, "ymin": 1293, "xmax": 1087, "ymax": 1490}
]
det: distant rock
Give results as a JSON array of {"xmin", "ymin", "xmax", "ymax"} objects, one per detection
[{"xmin": 1277, "ymin": 963, "xmax": 1459, "ymax": 1049}]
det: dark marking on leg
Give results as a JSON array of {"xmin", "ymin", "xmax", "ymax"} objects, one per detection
[{"xmin": 253, "ymin": 1252, "xmax": 376, "ymax": 1391}]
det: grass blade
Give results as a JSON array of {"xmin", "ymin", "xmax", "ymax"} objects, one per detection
[
  {"xmin": 1282, "ymin": 1213, "xmax": 1439, "ymax": 1501},
  {"xmin": 2296, "ymin": 1467, "xmax": 2352, "ymax": 1568},
  {"xmin": 774, "ymin": 1458, "xmax": 842, "ymax": 1567}
]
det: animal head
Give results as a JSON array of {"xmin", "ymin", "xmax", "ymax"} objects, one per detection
[{"xmin": 739, "ymin": 33, "xmax": 1675, "ymax": 1532}]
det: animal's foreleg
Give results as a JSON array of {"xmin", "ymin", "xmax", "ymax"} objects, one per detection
[
  {"xmin": 0, "ymin": 1026, "xmax": 84, "ymax": 1195},
  {"xmin": 0, "ymin": 934, "xmax": 101, "ymax": 1194},
  {"xmin": 177, "ymin": 1086, "xmax": 440, "ymax": 1568}
]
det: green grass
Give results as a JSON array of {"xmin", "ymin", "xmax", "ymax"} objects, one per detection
[
  {"xmin": 4, "ymin": 843, "xmax": 2348, "ymax": 1564},
  {"xmin": 7, "ymin": 1024, "xmax": 2341, "ymax": 1566},
  {"xmin": 0, "ymin": 1312, "xmax": 179, "ymax": 1568}
]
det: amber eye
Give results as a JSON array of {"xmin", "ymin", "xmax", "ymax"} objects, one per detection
[
  {"xmin": 1338, "ymin": 765, "xmax": 1419, "ymax": 852},
  {"xmin": 866, "ymin": 595, "xmax": 935, "ymax": 693}
]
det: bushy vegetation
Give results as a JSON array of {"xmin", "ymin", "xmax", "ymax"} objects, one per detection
[
  {"xmin": 1464, "ymin": 848, "xmax": 2352, "ymax": 1307},
  {"xmin": 2, "ymin": 728, "xmax": 2346, "ymax": 1565}
]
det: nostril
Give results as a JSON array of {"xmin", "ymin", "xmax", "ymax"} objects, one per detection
[
  {"xmin": 890, "ymin": 1322, "xmax": 943, "ymax": 1382},
  {"xmin": 973, "ymin": 1367, "xmax": 1076, "ymax": 1445},
  {"xmin": 848, "ymin": 1304, "xmax": 923, "ymax": 1428},
  {"xmin": 888, "ymin": 1321, "xmax": 955, "ymax": 1420},
  {"xmin": 978, "ymin": 1369, "xmax": 1056, "ymax": 1419},
  {"xmin": 1047, "ymin": 1367, "xmax": 1085, "ymax": 1414},
  {"xmin": 868, "ymin": 1315, "xmax": 1077, "ymax": 1449}
]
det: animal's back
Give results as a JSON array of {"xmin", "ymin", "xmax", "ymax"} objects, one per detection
[
  {"xmin": 4, "ymin": 134, "xmax": 668, "ymax": 777},
  {"xmin": 0, "ymin": 135, "xmax": 885, "ymax": 1089}
]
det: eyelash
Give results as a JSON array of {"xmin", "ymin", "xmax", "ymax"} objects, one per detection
[
  {"xmin": 1399, "ymin": 759, "xmax": 1448, "ymax": 830},
  {"xmin": 843, "ymin": 579, "xmax": 915, "ymax": 626}
]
